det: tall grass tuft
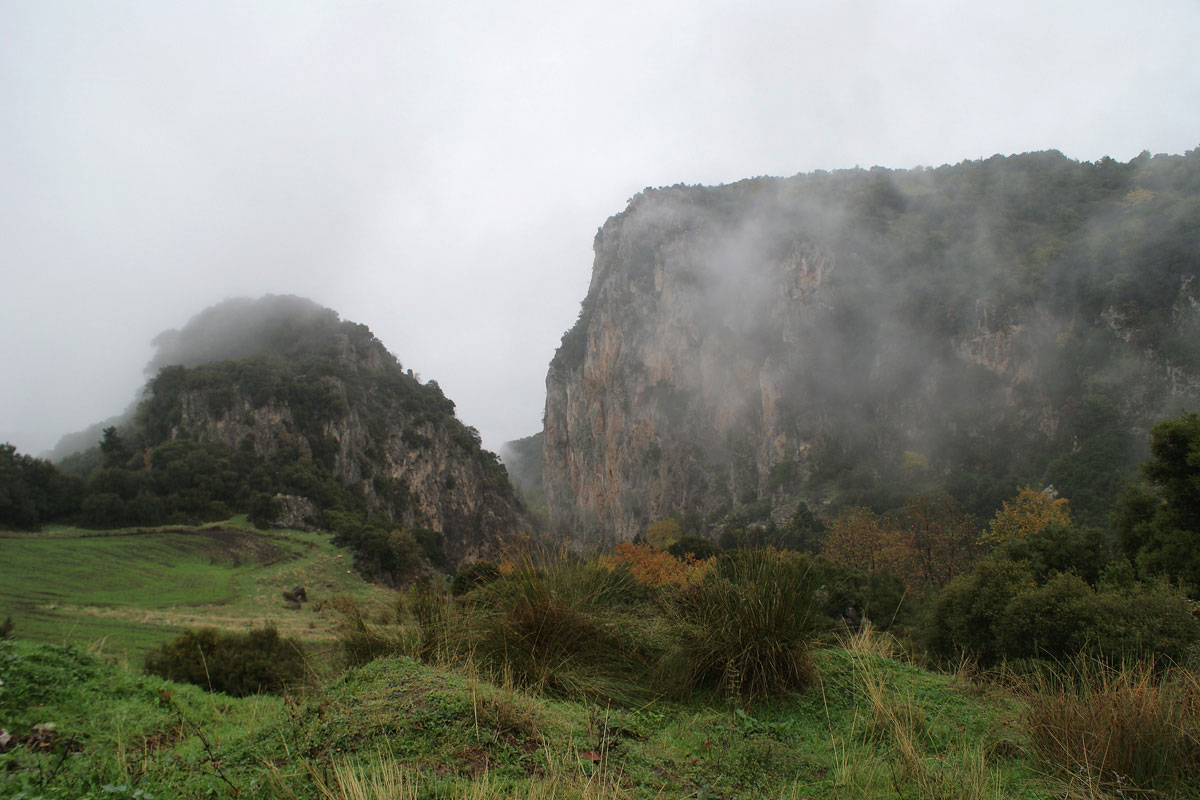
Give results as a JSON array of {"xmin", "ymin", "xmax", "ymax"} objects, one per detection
[
  {"xmin": 308, "ymin": 754, "xmax": 420, "ymax": 800},
  {"xmin": 659, "ymin": 549, "xmax": 826, "ymax": 702},
  {"xmin": 1020, "ymin": 656, "xmax": 1200, "ymax": 793},
  {"xmin": 458, "ymin": 554, "xmax": 653, "ymax": 703}
]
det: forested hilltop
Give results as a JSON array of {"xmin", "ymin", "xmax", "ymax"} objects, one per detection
[
  {"xmin": 538, "ymin": 149, "xmax": 1200, "ymax": 543},
  {"xmin": 0, "ymin": 295, "xmax": 529, "ymax": 579}
]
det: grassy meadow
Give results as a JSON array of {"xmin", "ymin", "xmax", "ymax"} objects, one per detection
[
  {"xmin": 0, "ymin": 516, "xmax": 394, "ymax": 660},
  {"xmin": 5, "ymin": 546, "xmax": 1200, "ymax": 799}
]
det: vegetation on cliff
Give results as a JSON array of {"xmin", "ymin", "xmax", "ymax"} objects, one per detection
[{"xmin": 543, "ymin": 149, "xmax": 1200, "ymax": 541}]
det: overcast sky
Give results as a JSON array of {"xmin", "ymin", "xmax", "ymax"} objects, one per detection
[{"xmin": 2, "ymin": 0, "xmax": 1198, "ymax": 457}]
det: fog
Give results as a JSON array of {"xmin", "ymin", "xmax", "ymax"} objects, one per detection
[{"xmin": 2, "ymin": 0, "xmax": 1198, "ymax": 457}]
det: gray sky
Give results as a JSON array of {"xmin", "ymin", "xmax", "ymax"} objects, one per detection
[{"xmin": 2, "ymin": 0, "xmax": 1198, "ymax": 457}]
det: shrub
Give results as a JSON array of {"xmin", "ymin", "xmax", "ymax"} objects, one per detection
[
  {"xmin": 1087, "ymin": 573, "xmax": 1200, "ymax": 663},
  {"xmin": 807, "ymin": 555, "xmax": 911, "ymax": 631},
  {"xmin": 995, "ymin": 572, "xmax": 1101, "ymax": 660},
  {"xmin": 660, "ymin": 549, "xmax": 824, "ymax": 702},
  {"xmin": 1021, "ymin": 658, "xmax": 1200, "ymax": 793},
  {"xmin": 607, "ymin": 542, "xmax": 712, "ymax": 588},
  {"xmin": 924, "ymin": 558, "xmax": 1035, "ymax": 664},
  {"xmin": 667, "ymin": 535, "xmax": 718, "ymax": 560},
  {"xmin": 926, "ymin": 558, "xmax": 1200, "ymax": 665},
  {"xmin": 408, "ymin": 579, "xmax": 459, "ymax": 663},
  {"xmin": 333, "ymin": 595, "xmax": 412, "ymax": 668},
  {"xmin": 994, "ymin": 523, "xmax": 1113, "ymax": 584},
  {"xmin": 144, "ymin": 625, "xmax": 306, "ymax": 696}
]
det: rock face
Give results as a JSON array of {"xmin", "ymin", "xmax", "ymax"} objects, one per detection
[
  {"xmin": 543, "ymin": 152, "xmax": 1200, "ymax": 541},
  {"xmin": 142, "ymin": 296, "xmax": 529, "ymax": 567}
]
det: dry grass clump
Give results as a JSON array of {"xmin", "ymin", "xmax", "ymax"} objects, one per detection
[
  {"xmin": 840, "ymin": 619, "xmax": 901, "ymax": 660},
  {"xmin": 1019, "ymin": 657, "xmax": 1200, "ymax": 793}
]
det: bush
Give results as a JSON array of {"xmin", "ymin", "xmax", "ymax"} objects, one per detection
[
  {"xmin": 806, "ymin": 555, "xmax": 911, "ymax": 631},
  {"xmin": 926, "ymin": 558, "xmax": 1200, "ymax": 665},
  {"xmin": 144, "ymin": 625, "xmax": 306, "ymax": 696},
  {"xmin": 408, "ymin": 579, "xmax": 458, "ymax": 663},
  {"xmin": 667, "ymin": 535, "xmax": 718, "ymax": 560},
  {"xmin": 332, "ymin": 595, "xmax": 412, "ymax": 668},
  {"xmin": 924, "ymin": 558, "xmax": 1035, "ymax": 664},
  {"xmin": 994, "ymin": 523, "xmax": 1113, "ymax": 584},
  {"xmin": 607, "ymin": 542, "xmax": 712, "ymax": 589},
  {"xmin": 660, "ymin": 549, "xmax": 825, "ymax": 702},
  {"xmin": 995, "ymin": 572, "xmax": 1101, "ymax": 660}
]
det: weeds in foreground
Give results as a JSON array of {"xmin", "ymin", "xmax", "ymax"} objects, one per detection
[
  {"xmin": 307, "ymin": 754, "xmax": 419, "ymax": 800},
  {"xmin": 1018, "ymin": 656, "xmax": 1200, "ymax": 794},
  {"xmin": 282, "ymin": 743, "xmax": 630, "ymax": 800},
  {"xmin": 831, "ymin": 639, "xmax": 1010, "ymax": 800}
]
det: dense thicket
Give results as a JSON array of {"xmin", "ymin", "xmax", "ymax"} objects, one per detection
[{"xmin": 0, "ymin": 443, "xmax": 81, "ymax": 530}]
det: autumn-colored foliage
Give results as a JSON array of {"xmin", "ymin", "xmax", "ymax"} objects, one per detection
[
  {"xmin": 984, "ymin": 486, "xmax": 1071, "ymax": 544},
  {"xmin": 821, "ymin": 497, "xmax": 981, "ymax": 592},
  {"xmin": 607, "ymin": 541, "xmax": 712, "ymax": 588},
  {"xmin": 820, "ymin": 507, "xmax": 907, "ymax": 577}
]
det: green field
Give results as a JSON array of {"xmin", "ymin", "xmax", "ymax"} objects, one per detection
[
  {"xmin": 0, "ymin": 634, "xmax": 1128, "ymax": 799},
  {"xmin": 0, "ymin": 516, "xmax": 394, "ymax": 660}
]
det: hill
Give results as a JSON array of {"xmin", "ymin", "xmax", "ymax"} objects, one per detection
[
  {"xmin": 541, "ymin": 149, "xmax": 1200, "ymax": 541},
  {"xmin": 7, "ymin": 295, "xmax": 531, "ymax": 577}
]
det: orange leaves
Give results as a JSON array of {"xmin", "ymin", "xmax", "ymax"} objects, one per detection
[
  {"xmin": 820, "ymin": 507, "xmax": 899, "ymax": 576},
  {"xmin": 984, "ymin": 486, "xmax": 1071, "ymax": 544},
  {"xmin": 821, "ymin": 497, "xmax": 981, "ymax": 592},
  {"xmin": 606, "ymin": 542, "xmax": 712, "ymax": 588}
]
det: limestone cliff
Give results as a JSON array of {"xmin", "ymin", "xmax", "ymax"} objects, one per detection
[{"xmin": 543, "ymin": 151, "xmax": 1200, "ymax": 540}]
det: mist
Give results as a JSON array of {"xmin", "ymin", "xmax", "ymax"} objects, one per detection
[
  {"xmin": 538, "ymin": 149, "xmax": 1200, "ymax": 539},
  {"xmin": 3, "ymin": 1, "xmax": 1199, "ymax": 457}
]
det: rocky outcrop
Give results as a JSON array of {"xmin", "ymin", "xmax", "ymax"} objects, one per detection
[
  {"xmin": 144, "ymin": 298, "xmax": 530, "ymax": 568},
  {"xmin": 543, "ymin": 153, "xmax": 1200, "ymax": 541}
]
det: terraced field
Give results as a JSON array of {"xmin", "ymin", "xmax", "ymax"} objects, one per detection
[{"xmin": 0, "ymin": 516, "xmax": 395, "ymax": 660}]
